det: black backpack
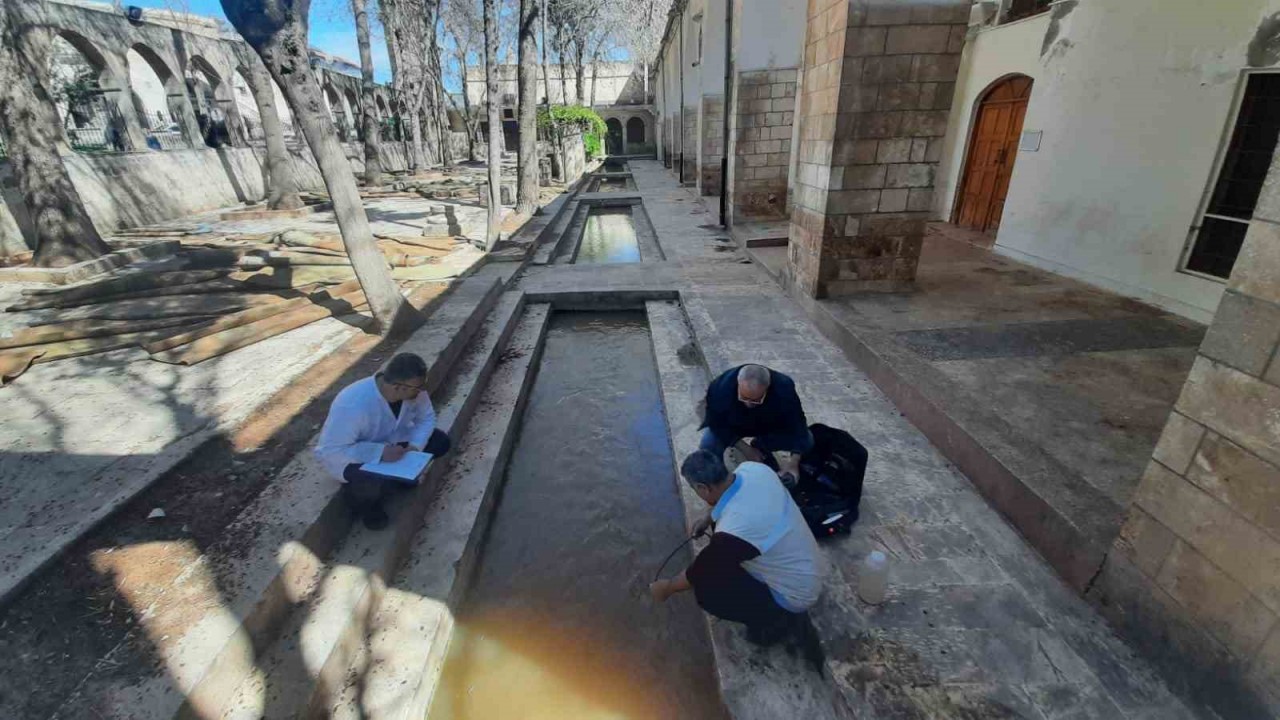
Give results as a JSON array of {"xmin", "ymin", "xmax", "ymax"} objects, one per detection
[{"xmin": 793, "ymin": 424, "xmax": 867, "ymax": 538}]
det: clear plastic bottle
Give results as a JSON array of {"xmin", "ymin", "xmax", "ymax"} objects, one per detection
[{"xmin": 859, "ymin": 550, "xmax": 888, "ymax": 605}]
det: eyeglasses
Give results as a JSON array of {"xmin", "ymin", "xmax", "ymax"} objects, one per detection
[
  {"xmin": 737, "ymin": 388, "xmax": 767, "ymax": 407},
  {"xmin": 392, "ymin": 381, "xmax": 425, "ymax": 394}
]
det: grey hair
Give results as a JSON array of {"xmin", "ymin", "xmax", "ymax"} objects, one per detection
[
  {"xmin": 681, "ymin": 450, "xmax": 729, "ymax": 489},
  {"xmin": 382, "ymin": 352, "xmax": 428, "ymax": 384},
  {"xmin": 738, "ymin": 364, "xmax": 771, "ymax": 389}
]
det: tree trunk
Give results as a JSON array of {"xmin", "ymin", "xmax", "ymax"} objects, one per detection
[
  {"xmin": 221, "ymin": 0, "xmax": 409, "ymax": 335},
  {"xmin": 515, "ymin": 0, "xmax": 539, "ymax": 215},
  {"xmin": 482, "ymin": 0, "xmax": 502, "ymax": 250},
  {"xmin": 427, "ymin": 13, "xmax": 453, "ymax": 168},
  {"xmin": 573, "ymin": 41, "xmax": 586, "ymax": 107},
  {"xmin": 556, "ymin": 34, "xmax": 569, "ymax": 104},
  {"xmin": 352, "ymin": 0, "xmax": 384, "ymax": 186},
  {"xmin": 244, "ymin": 59, "xmax": 303, "ymax": 210},
  {"xmin": 0, "ymin": 4, "xmax": 110, "ymax": 267},
  {"xmin": 458, "ymin": 53, "xmax": 477, "ymax": 161},
  {"xmin": 589, "ymin": 61, "xmax": 598, "ymax": 107},
  {"xmin": 408, "ymin": 105, "xmax": 426, "ymax": 170}
]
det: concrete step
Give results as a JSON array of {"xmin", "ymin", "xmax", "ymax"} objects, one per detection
[
  {"xmin": 215, "ymin": 292, "xmax": 535, "ymax": 720},
  {"xmin": 322, "ymin": 305, "xmax": 551, "ymax": 720},
  {"xmin": 532, "ymin": 196, "xmax": 583, "ymax": 265},
  {"xmin": 50, "ymin": 276, "xmax": 506, "ymax": 720}
]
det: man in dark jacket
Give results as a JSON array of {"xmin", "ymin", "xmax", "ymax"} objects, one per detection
[{"xmin": 700, "ymin": 364, "xmax": 812, "ymax": 480}]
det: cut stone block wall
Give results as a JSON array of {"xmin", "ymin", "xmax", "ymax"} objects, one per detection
[
  {"xmin": 682, "ymin": 109, "xmax": 698, "ymax": 184},
  {"xmin": 663, "ymin": 116, "xmax": 674, "ymax": 166},
  {"xmin": 1089, "ymin": 146, "xmax": 1280, "ymax": 717},
  {"xmin": 784, "ymin": 0, "xmax": 967, "ymax": 298},
  {"xmin": 733, "ymin": 69, "xmax": 797, "ymax": 222},
  {"xmin": 700, "ymin": 94, "xmax": 725, "ymax": 196}
]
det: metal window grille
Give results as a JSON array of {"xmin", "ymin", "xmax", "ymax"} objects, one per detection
[
  {"xmin": 1006, "ymin": 0, "xmax": 1052, "ymax": 22},
  {"xmin": 64, "ymin": 93, "xmax": 124, "ymax": 153},
  {"xmin": 1187, "ymin": 73, "xmax": 1280, "ymax": 279}
]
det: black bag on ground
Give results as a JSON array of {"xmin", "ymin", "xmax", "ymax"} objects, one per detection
[{"xmin": 793, "ymin": 424, "xmax": 867, "ymax": 538}]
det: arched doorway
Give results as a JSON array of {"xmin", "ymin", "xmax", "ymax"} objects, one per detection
[
  {"xmin": 605, "ymin": 117, "xmax": 623, "ymax": 155},
  {"xmin": 953, "ymin": 75, "xmax": 1033, "ymax": 233},
  {"xmin": 625, "ymin": 117, "xmax": 645, "ymax": 150},
  {"xmin": 47, "ymin": 32, "xmax": 121, "ymax": 152}
]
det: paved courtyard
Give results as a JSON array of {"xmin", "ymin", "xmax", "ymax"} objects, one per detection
[{"xmin": 518, "ymin": 159, "xmax": 1196, "ymax": 718}]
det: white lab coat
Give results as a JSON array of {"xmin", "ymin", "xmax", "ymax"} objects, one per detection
[{"xmin": 314, "ymin": 376, "xmax": 437, "ymax": 481}]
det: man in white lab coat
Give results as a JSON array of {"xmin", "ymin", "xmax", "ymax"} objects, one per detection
[{"xmin": 315, "ymin": 353, "xmax": 452, "ymax": 529}]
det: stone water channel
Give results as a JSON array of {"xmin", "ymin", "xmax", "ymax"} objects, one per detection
[
  {"xmin": 428, "ymin": 313, "xmax": 725, "ymax": 719},
  {"xmin": 428, "ymin": 166, "xmax": 724, "ymax": 718}
]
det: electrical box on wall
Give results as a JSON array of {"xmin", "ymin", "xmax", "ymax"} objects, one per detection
[{"xmin": 1020, "ymin": 130, "xmax": 1042, "ymax": 152}]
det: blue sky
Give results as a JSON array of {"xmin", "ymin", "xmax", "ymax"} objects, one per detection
[{"xmin": 138, "ymin": 0, "xmax": 395, "ymax": 83}]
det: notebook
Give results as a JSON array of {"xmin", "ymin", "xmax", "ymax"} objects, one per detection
[{"xmin": 359, "ymin": 451, "xmax": 434, "ymax": 485}]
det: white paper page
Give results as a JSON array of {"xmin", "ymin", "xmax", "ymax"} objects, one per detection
[{"xmin": 359, "ymin": 451, "xmax": 433, "ymax": 484}]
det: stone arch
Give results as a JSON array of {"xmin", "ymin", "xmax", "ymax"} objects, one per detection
[
  {"xmin": 321, "ymin": 82, "xmax": 349, "ymax": 140},
  {"xmin": 342, "ymin": 86, "xmax": 360, "ymax": 140},
  {"xmin": 626, "ymin": 117, "xmax": 645, "ymax": 146},
  {"xmin": 186, "ymin": 54, "xmax": 234, "ymax": 147},
  {"xmin": 604, "ymin": 117, "xmax": 624, "ymax": 155},
  {"xmin": 46, "ymin": 30, "xmax": 122, "ymax": 151},
  {"xmin": 125, "ymin": 44, "xmax": 182, "ymax": 149}
]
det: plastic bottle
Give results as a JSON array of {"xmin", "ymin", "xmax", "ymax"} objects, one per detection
[{"xmin": 859, "ymin": 550, "xmax": 888, "ymax": 605}]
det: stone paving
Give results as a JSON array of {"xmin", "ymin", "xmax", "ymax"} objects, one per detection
[{"xmin": 520, "ymin": 160, "xmax": 1197, "ymax": 718}]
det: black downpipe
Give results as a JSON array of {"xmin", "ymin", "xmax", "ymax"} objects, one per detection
[
  {"xmin": 719, "ymin": 0, "xmax": 733, "ymax": 227},
  {"xmin": 678, "ymin": 12, "xmax": 685, "ymax": 185}
]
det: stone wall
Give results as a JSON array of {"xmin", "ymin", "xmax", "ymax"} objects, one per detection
[
  {"xmin": 662, "ymin": 116, "xmax": 674, "ymax": 166},
  {"xmin": 733, "ymin": 69, "xmax": 797, "ymax": 221},
  {"xmin": 1, "ymin": 132, "xmax": 472, "ymax": 250},
  {"xmin": 785, "ymin": 0, "xmax": 966, "ymax": 298},
  {"xmin": 1088, "ymin": 146, "xmax": 1280, "ymax": 716},
  {"xmin": 699, "ymin": 94, "xmax": 725, "ymax": 196},
  {"xmin": 682, "ymin": 109, "xmax": 698, "ymax": 183}
]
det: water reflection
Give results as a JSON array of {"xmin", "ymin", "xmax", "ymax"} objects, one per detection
[
  {"xmin": 577, "ymin": 209, "xmax": 641, "ymax": 264},
  {"xmin": 596, "ymin": 177, "xmax": 630, "ymax": 193},
  {"xmin": 428, "ymin": 313, "xmax": 724, "ymax": 720}
]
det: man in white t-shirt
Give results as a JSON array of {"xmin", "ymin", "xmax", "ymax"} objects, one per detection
[{"xmin": 650, "ymin": 449, "xmax": 825, "ymax": 645}]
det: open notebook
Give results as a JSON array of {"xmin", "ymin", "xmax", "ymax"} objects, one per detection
[{"xmin": 359, "ymin": 451, "xmax": 433, "ymax": 485}]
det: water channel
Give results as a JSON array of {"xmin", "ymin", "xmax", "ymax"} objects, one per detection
[
  {"xmin": 428, "ymin": 312, "xmax": 725, "ymax": 720},
  {"xmin": 576, "ymin": 207, "xmax": 641, "ymax": 264}
]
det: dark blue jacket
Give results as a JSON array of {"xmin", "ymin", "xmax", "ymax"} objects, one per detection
[{"xmin": 701, "ymin": 365, "xmax": 807, "ymax": 441}]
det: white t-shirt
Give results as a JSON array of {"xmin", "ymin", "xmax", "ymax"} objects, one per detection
[{"xmin": 711, "ymin": 461, "xmax": 825, "ymax": 611}]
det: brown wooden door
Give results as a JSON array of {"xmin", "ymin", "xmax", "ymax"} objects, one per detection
[{"xmin": 955, "ymin": 76, "xmax": 1033, "ymax": 233}]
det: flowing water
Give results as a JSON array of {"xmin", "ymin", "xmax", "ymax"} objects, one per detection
[
  {"xmin": 428, "ymin": 312, "xmax": 726, "ymax": 720},
  {"xmin": 576, "ymin": 208, "xmax": 641, "ymax": 264},
  {"xmin": 596, "ymin": 177, "xmax": 630, "ymax": 192}
]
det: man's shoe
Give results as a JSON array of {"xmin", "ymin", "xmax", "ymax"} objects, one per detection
[
  {"xmin": 745, "ymin": 620, "xmax": 788, "ymax": 647},
  {"xmin": 362, "ymin": 505, "xmax": 390, "ymax": 531}
]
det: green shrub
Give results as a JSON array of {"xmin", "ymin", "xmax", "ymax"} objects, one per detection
[{"xmin": 538, "ymin": 105, "xmax": 607, "ymax": 157}]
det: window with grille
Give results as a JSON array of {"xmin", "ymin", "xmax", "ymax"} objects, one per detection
[
  {"xmin": 1187, "ymin": 72, "xmax": 1280, "ymax": 279},
  {"xmin": 1006, "ymin": 0, "xmax": 1051, "ymax": 22}
]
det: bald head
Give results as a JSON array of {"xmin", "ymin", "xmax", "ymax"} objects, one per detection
[{"xmin": 737, "ymin": 364, "xmax": 771, "ymax": 407}]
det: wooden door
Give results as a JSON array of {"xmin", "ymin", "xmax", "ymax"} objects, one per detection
[{"xmin": 955, "ymin": 76, "xmax": 1033, "ymax": 233}]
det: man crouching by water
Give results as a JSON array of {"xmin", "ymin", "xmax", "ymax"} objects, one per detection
[
  {"xmin": 315, "ymin": 353, "xmax": 452, "ymax": 530},
  {"xmin": 650, "ymin": 450, "xmax": 825, "ymax": 646}
]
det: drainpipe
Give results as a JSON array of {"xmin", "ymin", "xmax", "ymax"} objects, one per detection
[
  {"xmin": 719, "ymin": 0, "xmax": 732, "ymax": 227},
  {"xmin": 678, "ymin": 11, "xmax": 685, "ymax": 184}
]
